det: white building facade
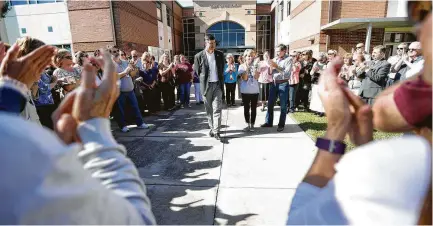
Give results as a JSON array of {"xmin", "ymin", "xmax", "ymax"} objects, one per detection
[{"xmin": 2, "ymin": 0, "xmax": 72, "ymax": 50}]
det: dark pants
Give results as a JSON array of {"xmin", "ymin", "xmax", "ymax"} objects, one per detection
[
  {"xmin": 115, "ymin": 91, "xmax": 144, "ymax": 128},
  {"xmin": 36, "ymin": 104, "xmax": 56, "ymax": 130},
  {"xmin": 265, "ymin": 82, "xmax": 289, "ymax": 127},
  {"xmin": 160, "ymin": 82, "xmax": 175, "ymax": 110},
  {"xmin": 179, "ymin": 82, "xmax": 191, "ymax": 106},
  {"xmin": 225, "ymin": 82, "xmax": 236, "ymax": 105},
  {"xmin": 142, "ymin": 88, "xmax": 159, "ymax": 113},
  {"xmin": 296, "ymin": 84, "xmax": 311, "ymax": 110},
  {"xmin": 288, "ymin": 84, "xmax": 299, "ymax": 111},
  {"xmin": 241, "ymin": 93, "xmax": 259, "ymax": 125}
]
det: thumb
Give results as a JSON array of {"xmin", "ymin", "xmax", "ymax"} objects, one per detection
[
  {"xmin": 356, "ymin": 105, "xmax": 373, "ymax": 143},
  {"xmin": 56, "ymin": 114, "xmax": 78, "ymax": 144}
]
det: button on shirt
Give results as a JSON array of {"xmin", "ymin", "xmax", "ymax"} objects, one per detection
[
  {"xmin": 272, "ymin": 55, "xmax": 292, "ymax": 82},
  {"xmin": 206, "ymin": 51, "xmax": 218, "ymax": 82}
]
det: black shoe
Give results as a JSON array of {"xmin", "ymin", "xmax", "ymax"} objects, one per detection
[
  {"xmin": 214, "ymin": 133, "xmax": 221, "ymax": 140},
  {"xmin": 260, "ymin": 123, "xmax": 272, "ymax": 128},
  {"xmin": 231, "ymin": 103, "xmax": 236, "ymax": 106},
  {"xmin": 241, "ymin": 102, "xmax": 244, "ymax": 106},
  {"xmin": 209, "ymin": 130, "xmax": 214, "ymax": 137},
  {"xmin": 200, "ymin": 101, "xmax": 204, "ymax": 104},
  {"xmin": 196, "ymin": 103, "xmax": 201, "ymax": 105},
  {"xmin": 277, "ymin": 126, "xmax": 284, "ymax": 132}
]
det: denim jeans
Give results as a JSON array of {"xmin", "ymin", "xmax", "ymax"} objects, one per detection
[
  {"xmin": 194, "ymin": 83, "xmax": 203, "ymax": 102},
  {"xmin": 288, "ymin": 83, "xmax": 299, "ymax": 111},
  {"xmin": 265, "ymin": 82, "xmax": 289, "ymax": 127},
  {"xmin": 116, "ymin": 91, "xmax": 144, "ymax": 128},
  {"xmin": 179, "ymin": 83, "xmax": 191, "ymax": 106}
]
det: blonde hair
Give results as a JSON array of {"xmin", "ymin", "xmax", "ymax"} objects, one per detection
[
  {"xmin": 344, "ymin": 53, "xmax": 353, "ymax": 64},
  {"xmin": 53, "ymin": 49, "xmax": 71, "ymax": 68},
  {"xmin": 141, "ymin": 52, "xmax": 151, "ymax": 62},
  {"xmin": 16, "ymin": 36, "xmax": 45, "ymax": 58},
  {"xmin": 243, "ymin": 49, "xmax": 253, "ymax": 58},
  {"xmin": 158, "ymin": 53, "xmax": 171, "ymax": 65}
]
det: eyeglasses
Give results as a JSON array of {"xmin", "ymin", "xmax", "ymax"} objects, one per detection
[
  {"xmin": 64, "ymin": 56, "xmax": 73, "ymax": 60},
  {"xmin": 132, "ymin": 55, "xmax": 138, "ymax": 58}
]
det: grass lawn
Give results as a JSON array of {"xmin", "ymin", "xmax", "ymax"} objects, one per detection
[{"xmin": 291, "ymin": 111, "xmax": 402, "ymax": 150}]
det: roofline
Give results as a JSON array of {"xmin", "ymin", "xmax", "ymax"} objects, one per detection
[{"xmin": 321, "ymin": 17, "xmax": 412, "ymax": 30}]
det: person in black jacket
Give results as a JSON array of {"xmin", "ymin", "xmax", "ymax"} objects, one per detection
[{"xmin": 296, "ymin": 50, "xmax": 315, "ymax": 111}]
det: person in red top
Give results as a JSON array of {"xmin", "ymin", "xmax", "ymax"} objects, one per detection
[{"xmin": 175, "ymin": 55, "xmax": 193, "ymax": 108}]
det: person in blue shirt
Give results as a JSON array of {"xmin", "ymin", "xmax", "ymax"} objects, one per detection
[
  {"xmin": 223, "ymin": 53, "xmax": 238, "ymax": 106},
  {"xmin": 139, "ymin": 52, "xmax": 159, "ymax": 114}
]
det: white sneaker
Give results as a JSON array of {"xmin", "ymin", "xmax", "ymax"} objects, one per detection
[
  {"xmin": 137, "ymin": 123, "xmax": 150, "ymax": 129},
  {"xmin": 121, "ymin": 126, "xmax": 130, "ymax": 133}
]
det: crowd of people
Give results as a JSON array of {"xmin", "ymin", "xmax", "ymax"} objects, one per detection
[{"xmin": 0, "ymin": 0, "xmax": 431, "ymax": 224}]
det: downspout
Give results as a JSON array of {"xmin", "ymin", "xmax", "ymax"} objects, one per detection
[
  {"xmin": 109, "ymin": 0, "xmax": 117, "ymax": 46},
  {"xmin": 325, "ymin": 0, "xmax": 333, "ymax": 51}
]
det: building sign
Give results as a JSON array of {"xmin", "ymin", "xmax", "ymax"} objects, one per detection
[{"xmin": 210, "ymin": 4, "xmax": 241, "ymax": 9}]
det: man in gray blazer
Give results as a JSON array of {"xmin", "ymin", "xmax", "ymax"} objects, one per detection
[
  {"xmin": 194, "ymin": 34, "xmax": 225, "ymax": 140},
  {"xmin": 359, "ymin": 45, "xmax": 391, "ymax": 105}
]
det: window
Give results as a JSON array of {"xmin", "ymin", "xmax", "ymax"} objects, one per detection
[
  {"xmin": 37, "ymin": 0, "xmax": 55, "ymax": 3},
  {"xmin": 206, "ymin": 21, "xmax": 245, "ymax": 48},
  {"xmin": 279, "ymin": 1, "xmax": 284, "ymax": 22},
  {"xmin": 10, "ymin": 0, "xmax": 28, "ymax": 6},
  {"xmin": 287, "ymin": 0, "xmax": 291, "ymax": 16},
  {"xmin": 166, "ymin": 7, "xmax": 172, "ymax": 27},
  {"xmin": 183, "ymin": 18, "xmax": 195, "ymax": 60},
  {"xmin": 247, "ymin": 10, "xmax": 251, "ymax": 14},
  {"xmin": 256, "ymin": 15, "xmax": 271, "ymax": 57},
  {"xmin": 156, "ymin": 2, "xmax": 162, "ymax": 21},
  {"xmin": 21, "ymin": 28, "xmax": 27, "ymax": 34},
  {"xmin": 48, "ymin": 26, "xmax": 53, "ymax": 32}
]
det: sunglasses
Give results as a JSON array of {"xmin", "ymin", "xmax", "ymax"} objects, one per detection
[
  {"xmin": 132, "ymin": 55, "xmax": 138, "ymax": 58},
  {"xmin": 64, "ymin": 56, "xmax": 73, "ymax": 60},
  {"xmin": 356, "ymin": 47, "xmax": 363, "ymax": 49},
  {"xmin": 110, "ymin": 50, "xmax": 119, "ymax": 54},
  {"xmin": 82, "ymin": 54, "xmax": 88, "ymax": 58},
  {"xmin": 121, "ymin": 54, "xmax": 126, "ymax": 56},
  {"xmin": 397, "ymin": 48, "xmax": 405, "ymax": 50},
  {"xmin": 408, "ymin": 48, "xmax": 418, "ymax": 52}
]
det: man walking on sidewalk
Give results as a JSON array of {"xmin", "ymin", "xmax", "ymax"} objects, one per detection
[
  {"xmin": 261, "ymin": 44, "xmax": 292, "ymax": 132},
  {"xmin": 194, "ymin": 34, "xmax": 225, "ymax": 140}
]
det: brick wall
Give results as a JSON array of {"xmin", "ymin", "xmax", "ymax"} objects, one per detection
[
  {"xmin": 67, "ymin": 0, "xmax": 115, "ymax": 52},
  {"xmin": 328, "ymin": 28, "xmax": 385, "ymax": 55},
  {"xmin": 257, "ymin": 4, "xmax": 271, "ymax": 15},
  {"xmin": 331, "ymin": 0, "xmax": 387, "ymax": 21},
  {"xmin": 173, "ymin": 1, "xmax": 183, "ymax": 54},
  {"xmin": 112, "ymin": 1, "xmax": 159, "ymax": 54},
  {"xmin": 182, "ymin": 8, "xmax": 194, "ymax": 18}
]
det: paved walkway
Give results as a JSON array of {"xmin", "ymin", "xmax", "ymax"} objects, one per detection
[{"xmin": 113, "ymin": 90, "xmax": 317, "ymax": 225}]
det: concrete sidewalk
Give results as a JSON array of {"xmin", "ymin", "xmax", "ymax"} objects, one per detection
[{"xmin": 113, "ymin": 93, "xmax": 317, "ymax": 225}]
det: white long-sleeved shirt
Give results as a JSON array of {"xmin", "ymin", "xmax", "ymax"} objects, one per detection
[
  {"xmin": 0, "ymin": 114, "xmax": 156, "ymax": 224},
  {"xmin": 287, "ymin": 136, "xmax": 431, "ymax": 224}
]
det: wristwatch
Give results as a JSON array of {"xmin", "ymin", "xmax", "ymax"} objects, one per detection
[{"xmin": 316, "ymin": 137, "xmax": 346, "ymax": 155}]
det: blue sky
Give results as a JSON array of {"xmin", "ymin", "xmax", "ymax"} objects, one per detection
[{"xmin": 176, "ymin": 0, "xmax": 272, "ymax": 7}]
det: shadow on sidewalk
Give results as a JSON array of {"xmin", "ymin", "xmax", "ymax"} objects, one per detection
[{"xmin": 116, "ymin": 96, "xmax": 255, "ymax": 225}]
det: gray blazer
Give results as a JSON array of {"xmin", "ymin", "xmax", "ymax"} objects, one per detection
[
  {"xmin": 359, "ymin": 59, "xmax": 391, "ymax": 98},
  {"xmin": 193, "ymin": 50, "xmax": 225, "ymax": 96}
]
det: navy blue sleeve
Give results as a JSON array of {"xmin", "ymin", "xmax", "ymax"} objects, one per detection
[{"xmin": 0, "ymin": 87, "xmax": 27, "ymax": 114}]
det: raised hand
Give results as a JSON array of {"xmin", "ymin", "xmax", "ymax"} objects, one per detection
[
  {"xmin": 318, "ymin": 57, "xmax": 351, "ymax": 141},
  {"xmin": 52, "ymin": 49, "xmax": 119, "ymax": 144},
  {"xmin": 0, "ymin": 43, "xmax": 56, "ymax": 88}
]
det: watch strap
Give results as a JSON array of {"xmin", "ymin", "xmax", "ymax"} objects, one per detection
[{"xmin": 316, "ymin": 137, "xmax": 346, "ymax": 155}]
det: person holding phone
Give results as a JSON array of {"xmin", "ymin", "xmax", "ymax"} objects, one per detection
[
  {"xmin": 238, "ymin": 49, "xmax": 260, "ymax": 132},
  {"xmin": 158, "ymin": 53, "xmax": 176, "ymax": 111},
  {"xmin": 309, "ymin": 52, "xmax": 327, "ymax": 116}
]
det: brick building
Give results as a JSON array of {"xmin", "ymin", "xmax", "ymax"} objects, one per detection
[{"xmin": 268, "ymin": 0, "xmax": 415, "ymax": 58}]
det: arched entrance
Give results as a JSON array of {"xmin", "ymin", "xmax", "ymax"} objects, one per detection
[{"xmin": 206, "ymin": 21, "xmax": 247, "ymax": 59}]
